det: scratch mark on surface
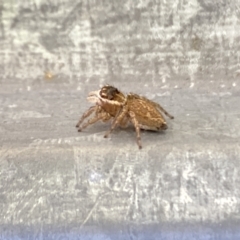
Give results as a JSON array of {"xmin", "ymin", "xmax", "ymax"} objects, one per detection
[
  {"xmin": 80, "ymin": 191, "xmax": 112, "ymax": 229},
  {"xmin": 190, "ymin": 82, "xmax": 194, "ymax": 88}
]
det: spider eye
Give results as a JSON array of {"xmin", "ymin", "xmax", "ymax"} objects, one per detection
[
  {"xmin": 100, "ymin": 86, "xmax": 119, "ymax": 100},
  {"xmin": 100, "ymin": 90, "xmax": 108, "ymax": 99}
]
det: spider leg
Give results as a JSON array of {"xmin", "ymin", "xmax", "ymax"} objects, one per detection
[
  {"xmin": 155, "ymin": 103, "xmax": 174, "ymax": 119},
  {"xmin": 76, "ymin": 106, "xmax": 97, "ymax": 128},
  {"xmin": 119, "ymin": 116, "xmax": 129, "ymax": 128},
  {"xmin": 104, "ymin": 106, "xmax": 128, "ymax": 138},
  {"xmin": 78, "ymin": 112, "xmax": 110, "ymax": 132},
  {"xmin": 129, "ymin": 111, "xmax": 142, "ymax": 149}
]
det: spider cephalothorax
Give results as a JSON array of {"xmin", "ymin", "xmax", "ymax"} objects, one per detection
[
  {"xmin": 100, "ymin": 85, "xmax": 121, "ymax": 100},
  {"xmin": 90, "ymin": 85, "xmax": 126, "ymax": 106},
  {"xmin": 76, "ymin": 85, "xmax": 174, "ymax": 149}
]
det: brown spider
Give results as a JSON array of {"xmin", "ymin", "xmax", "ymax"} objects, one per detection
[{"xmin": 76, "ymin": 85, "xmax": 174, "ymax": 149}]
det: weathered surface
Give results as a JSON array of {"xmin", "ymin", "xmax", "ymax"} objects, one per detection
[{"xmin": 0, "ymin": 0, "xmax": 240, "ymax": 239}]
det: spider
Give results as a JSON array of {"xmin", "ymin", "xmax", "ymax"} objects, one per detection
[{"xmin": 76, "ymin": 85, "xmax": 174, "ymax": 149}]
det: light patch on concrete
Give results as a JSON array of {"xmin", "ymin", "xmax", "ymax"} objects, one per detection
[
  {"xmin": 8, "ymin": 104, "xmax": 17, "ymax": 108},
  {"xmin": 7, "ymin": 111, "xmax": 51, "ymax": 119},
  {"xmin": 29, "ymin": 134, "xmax": 109, "ymax": 147}
]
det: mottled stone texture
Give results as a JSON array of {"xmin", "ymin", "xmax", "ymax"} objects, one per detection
[{"xmin": 0, "ymin": 1, "xmax": 240, "ymax": 239}]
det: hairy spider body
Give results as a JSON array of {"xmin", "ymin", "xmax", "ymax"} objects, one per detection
[{"xmin": 76, "ymin": 85, "xmax": 174, "ymax": 149}]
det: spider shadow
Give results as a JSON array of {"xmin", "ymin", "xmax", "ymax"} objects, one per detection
[
  {"xmin": 103, "ymin": 125, "xmax": 168, "ymax": 146},
  {"xmin": 76, "ymin": 122, "xmax": 169, "ymax": 148}
]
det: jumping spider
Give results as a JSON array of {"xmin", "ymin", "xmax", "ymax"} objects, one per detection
[{"xmin": 76, "ymin": 85, "xmax": 174, "ymax": 149}]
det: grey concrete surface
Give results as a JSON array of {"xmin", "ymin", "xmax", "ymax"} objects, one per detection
[{"xmin": 1, "ymin": 0, "xmax": 240, "ymax": 239}]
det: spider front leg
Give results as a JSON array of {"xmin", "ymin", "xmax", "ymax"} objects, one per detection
[
  {"xmin": 129, "ymin": 111, "xmax": 142, "ymax": 149},
  {"xmin": 104, "ymin": 106, "xmax": 128, "ymax": 138},
  {"xmin": 76, "ymin": 105, "xmax": 97, "ymax": 128},
  {"xmin": 78, "ymin": 111, "xmax": 111, "ymax": 132}
]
